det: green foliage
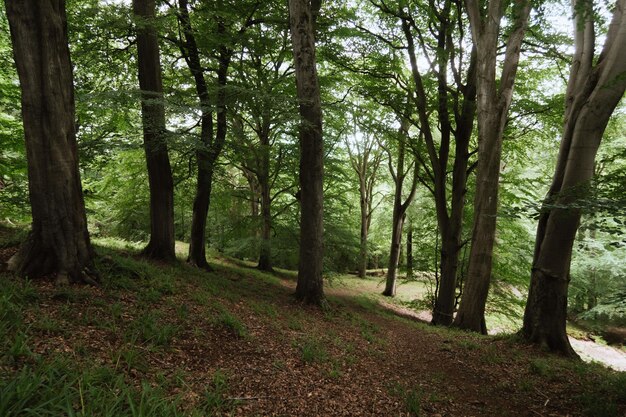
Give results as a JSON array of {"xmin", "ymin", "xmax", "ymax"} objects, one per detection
[
  {"xmin": 127, "ymin": 311, "xmax": 179, "ymax": 347},
  {"xmin": 195, "ymin": 370, "xmax": 236, "ymax": 416},
  {"xmin": 388, "ymin": 383, "xmax": 423, "ymax": 417},
  {"xmin": 0, "ymin": 359, "xmax": 184, "ymax": 417},
  {"xmin": 577, "ymin": 372, "xmax": 626, "ymax": 417},
  {"xmin": 215, "ymin": 308, "xmax": 248, "ymax": 339},
  {"xmin": 299, "ymin": 337, "xmax": 329, "ymax": 364}
]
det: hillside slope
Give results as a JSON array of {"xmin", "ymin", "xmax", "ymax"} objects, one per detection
[{"xmin": 0, "ymin": 235, "xmax": 624, "ymax": 416}]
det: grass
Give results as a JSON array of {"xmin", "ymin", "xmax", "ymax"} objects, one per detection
[
  {"xmin": 299, "ymin": 337, "xmax": 329, "ymax": 364},
  {"xmin": 0, "ymin": 230, "xmax": 624, "ymax": 416},
  {"xmin": 0, "ymin": 358, "xmax": 184, "ymax": 417},
  {"xmin": 215, "ymin": 309, "xmax": 248, "ymax": 339}
]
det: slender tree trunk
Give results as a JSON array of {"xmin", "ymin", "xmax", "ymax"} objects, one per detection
[
  {"xmin": 522, "ymin": 0, "xmax": 626, "ymax": 355},
  {"xmin": 358, "ymin": 182, "xmax": 369, "ymax": 278},
  {"xmin": 383, "ymin": 208, "xmax": 404, "ymax": 296},
  {"xmin": 177, "ymin": 0, "xmax": 231, "ymax": 269},
  {"xmin": 406, "ymin": 221, "xmax": 413, "ymax": 279},
  {"xmin": 257, "ymin": 134, "xmax": 273, "ymax": 271},
  {"xmin": 133, "ymin": 0, "xmax": 175, "ymax": 262},
  {"xmin": 5, "ymin": 0, "xmax": 95, "ymax": 285},
  {"xmin": 452, "ymin": 0, "xmax": 531, "ymax": 332},
  {"xmin": 383, "ymin": 122, "xmax": 417, "ymax": 296},
  {"xmin": 290, "ymin": 0, "xmax": 325, "ymax": 305}
]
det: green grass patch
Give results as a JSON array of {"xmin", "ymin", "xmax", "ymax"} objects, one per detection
[
  {"xmin": 126, "ymin": 311, "xmax": 179, "ymax": 347},
  {"xmin": 215, "ymin": 308, "xmax": 248, "ymax": 339},
  {"xmin": 299, "ymin": 337, "xmax": 329, "ymax": 364}
]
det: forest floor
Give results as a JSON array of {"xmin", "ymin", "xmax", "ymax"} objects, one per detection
[
  {"xmin": 323, "ymin": 271, "xmax": 626, "ymax": 372},
  {"xmin": 0, "ymin": 233, "xmax": 625, "ymax": 416}
]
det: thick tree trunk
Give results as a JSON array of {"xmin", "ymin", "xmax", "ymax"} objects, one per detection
[
  {"xmin": 5, "ymin": 0, "xmax": 95, "ymax": 284},
  {"xmin": 133, "ymin": 0, "xmax": 175, "ymax": 262},
  {"xmin": 290, "ymin": 0, "xmax": 325, "ymax": 305},
  {"xmin": 432, "ymin": 224, "xmax": 463, "ymax": 325},
  {"xmin": 453, "ymin": 115, "xmax": 501, "ymax": 333},
  {"xmin": 523, "ymin": 0, "xmax": 626, "ymax": 355},
  {"xmin": 452, "ymin": 0, "xmax": 531, "ymax": 332}
]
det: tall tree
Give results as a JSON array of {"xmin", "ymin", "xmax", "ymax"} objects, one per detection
[
  {"xmin": 453, "ymin": 0, "xmax": 532, "ymax": 333},
  {"xmin": 228, "ymin": 21, "xmax": 295, "ymax": 272},
  {"xmin": 345, "ymin": 127, "xmax": 384, "ymax": 278},
  {"xmin": 4, "ymin": 0, "xmax": 95, "ymax": 285},
  {"xmin": 133, "ymin": 0, "xmax": 176, "ymax": 261},
  {"xmin": 363, "ymin": 1, "xmax": 477, "ymax": 312},
  {"xmin": 289, "ymin": 0, "xmax": 325, "ymax": 304},
  {"xmin": 382, "ymin": 120, "xmax": 419, "ymax": 296},
  {"xmin": 522, "ymin": 0, "xmax": 626, "ymax": 355},
  {"xmin": 171, "ymin": 0, "xmax": 260, "ymax": 269}
]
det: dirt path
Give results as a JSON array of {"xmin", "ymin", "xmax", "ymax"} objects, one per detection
[
  {"xmin": 325, "ymin": 275, "xmax": 626, "ymax": 374},
  {"xmin": 569, "ymin": 337, "xmax": 626, "ymax": 371}
]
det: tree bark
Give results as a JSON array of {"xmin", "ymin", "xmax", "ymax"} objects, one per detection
[
  {"xmin": 289, "ymin": 0, "xmax": 325, "ymax": 305},
  {"xmin": 430, "ymin": 47, "xmax": 477, "ymax": 326},
  {"xmin": 176, "ymin": 0, "xmax": 231, "ymax": 270},
  {"xmin": 257, "ymin": 130, "xmax": 273, "ymax": 271},
  {"xmin": 383, "ymin": 122, "xmax": 418, "ymax": 297},
  {"xmin": 406, "ymin": 221, "xmax": 413, "ymax": 279},
  {"xmin": 391, "ymin": 6, "xmax": 476, "ymax": 323},
  {"xmin": 358, "ymin": 193, "xmax": 369, "ymax": 278},
  {"xmin": 5, "ymin": 0, "xmax": 95, "ymax": 285},
  {"xmin": 133, "ymin": 0, "xmax": 175, "ymax": 262},
  {"xmin": 522, "ymin": 0, "xmax": 626, "ymax": 355},
  {"xmin": 346, "ymin": 133, "xmax": 383, "ymax": 279},
  {"xmin": 452, "ymin": 0, "xmax": 531, "ymax": 333}
]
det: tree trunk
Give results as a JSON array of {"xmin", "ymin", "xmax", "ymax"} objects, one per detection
[
  {"xmin": 289, "ymin": 0, "xmax": 325, "ymax": 305},
  {"xmin": 522, "ymin": 0, "xmax": 626, "ymax": 355},
  {"xmin": 357, "ymin": 182, "xmax": 369, "ymax": 278},
  {"xmin": 406, "ymin": 221, "xmax": 413, "ymax": 279},
  {"xmin": 382, "ymin": 121, "xmax": 418, "ymax": 297},
  {"xmin": 257, "ymin": 133, "xmax": 273, "ymax": 271},
  {"xmin": 177, "ymin": 0, "xmax": 231, "ymax": 269},
  {"xmin": 452, "ymin": 0, "xmax": 531, "ymax": 332},
  {"xmin": 383, "ymin": 208, "xmax": 404, "ymax": 296},
  {"xmin": 133, "ymin": 0, "xmax": 175, "ymax": 262},
  {"xmin": 5, "ymin": 0, "xmax": 95, "ymax": 284},
  {"xmin": 432, "ymin": 224, "xmax": 464, "ymax": 325},
  {"xmin": 452, "ymin": 114, "xmax": 502, "ymax": 333}
]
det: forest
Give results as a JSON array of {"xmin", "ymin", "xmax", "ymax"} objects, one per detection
[{"xmin": 0, "ymin": 0, "xmax": 625, "ymax": 415}]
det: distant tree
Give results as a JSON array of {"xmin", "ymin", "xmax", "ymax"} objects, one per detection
[
  {"xmin": 341, "ymin": 1, "xmax": 477, "ymax": 308},
  {"xmin": 345, "ymin": 126, "xmax": 384, "ymax": 278},
  {"xmin": 453, "ymin": 0, "xmax": 532, "ymax": 333},
  {"xmin": 289, "ymin": 0, "xmax": 325, "ymax": 304},
  {"xmin": 382, "ymin": 119, "xmax": 420, "ymax": 296},
  {"xmin": 4, "ymin": 0, "xmax": 96, "ymax": 284},
  {"xmin": 522, "ymin": 0, "xmax": 626, "ymax": 356},
  {"xmin": 133, "ymin": 0, "xmax": 176, "ymax": 261},
  {"xmin": 228, "ymin": 19, "xmax": 295, "ymax": 272}
]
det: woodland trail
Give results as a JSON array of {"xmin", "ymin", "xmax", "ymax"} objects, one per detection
[{"xmin": 319, "ymin": 272, "xmax": 626, "ymax": 373}]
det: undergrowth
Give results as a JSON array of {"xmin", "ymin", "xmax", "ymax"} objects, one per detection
[{"xmin": 0, "ymin": 231, "xmax": 624, "ymax": 416}]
